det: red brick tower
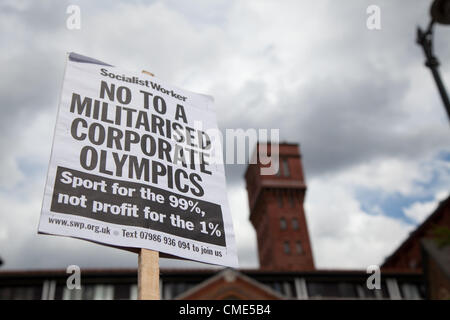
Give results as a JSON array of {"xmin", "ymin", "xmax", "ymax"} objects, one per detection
[{"xmin": 245, "ymin": 142, "xmax": 315, "ymax": 271}]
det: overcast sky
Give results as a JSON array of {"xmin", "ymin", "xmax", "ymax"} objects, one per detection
[{"xmin": 0, "ymin": 0, "xmax": 449, "ymax": 271}]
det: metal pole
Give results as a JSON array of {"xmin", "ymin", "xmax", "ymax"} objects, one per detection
[{"xmin": 417, "ymin": 21, "xmax": 450, "ymax": 122}]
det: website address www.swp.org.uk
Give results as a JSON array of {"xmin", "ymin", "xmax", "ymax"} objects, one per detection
[{"xmin": 48, "ymin": 216, "xmax": 111, "ymax": 235}]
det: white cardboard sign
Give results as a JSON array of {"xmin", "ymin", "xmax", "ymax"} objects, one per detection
[{"xmin": 38, "ymin": 53, "xmax": 239, "ymax": 268}]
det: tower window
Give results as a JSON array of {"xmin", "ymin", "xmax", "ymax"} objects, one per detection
[
  {"xmin": 282, "ymin": 159, "xmax": 290, "ymax": 177},
  {"xmin": 296, "ymin": 241, "xmax": 303, "ymax": 254},
  {"xmin": 288, "ymin": 193, "xmax": 295, "ymax": 208},
  {"xmin": 283, "ymin": 241, "xmax": 290, "ymax": 254},
  {"xmin": 277, "ymin": 193, "xmax": 283, "ymax": 208},
  {"xmin": 280, "ymin": 218, "xmax": 287, "ymax": 230},
  {"xmin": 292, "ymin": 218, "xmax": 299, "ymax": 230}
]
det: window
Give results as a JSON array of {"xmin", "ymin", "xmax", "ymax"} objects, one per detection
[
  {"xmin": 63, "ymin": 285, "xmax": 114, "ymax": 300},
  {"xmin": 288, "ymin": 193, "xmax": 295, "ymax": 208},
  {"xmin": 269, "ymin": 282, "xmax": 283, "ymax": 294},
  {"xmin": 171, "ymin": 282, "xmax": 195, "ymax": 298},
  {"xmin": 282, "ymin": 282, "xmax": 294, "ymax": 298},
  {"xmin": 292, "ymin": 218, "xmax": 299, "ymax": 230},
  {"xmin": 277, "ymin": 193, "xmax": 283, "ymax": 208},
  {"xmin": 113, "ymin": 284, "xmax": 131, "ymax": 300},
  {"xmin": 356, "ymin": 284, "xmax": 389, "ymax": 299},
  {"xmin": 280, "ymin": 218, "xmax": 287, "ymax": 230},
  {"xmin": 400, "ymin": 283, "xmax": 421, "ymax": 299},
  {"xmin": 307, "ymin": 282, "xmax": 357, "ymax": 298},
  {"xmin": 283, "ymin": 241, "xmax": 291, "ymax": 254},
  {"xmin": 0, "ymin": 286, "xmax": 41, "ymax": 300},
  {"xmin": 63, "ymin": 287, "xmax": 82, "ymax": 300},
  {"xmin": 42, "ymin": 280, "xmax": 57, "ymax": 300},
  {"xmin": 296, "ymin": 241, "xmax": 303, "ymax": 254},
  {"xmin": 282, "ymin": 159, "xmax": 290, "ymax": 177},
  {"xmin": 163, "ymin": 283, "xmax": 172, "ymax": 300},
  {"xmin": 129, "ymin": 284, "xmax": 138, "ymax": 300},
  {"xmin": 93, "ymin": 285, "xmax": 114, "ymax": 300}
]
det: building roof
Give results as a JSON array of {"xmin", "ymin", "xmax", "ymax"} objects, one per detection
[
  {"xmin": 421, "ymin": 238, "xmax": 450, "ymax": 279},
  {"xmin": 174, "ymin": 268, "xmax": 285, "ymax": 300},
  {"xmin": 382, "ymin": 195, "xmax": 450, "ymax": 268}
]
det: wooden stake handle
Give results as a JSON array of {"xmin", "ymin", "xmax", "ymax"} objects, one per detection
[
  {"xmin": 137, "ymin": 70, "xmax": 160, "ymax": 300},
  {"xmin": 142, "ymin": 70, "xmax": 155, "ymax": 77},
  {"xmin": 138, "ymin": 248, "xmax": 159, "ymax": 300}
]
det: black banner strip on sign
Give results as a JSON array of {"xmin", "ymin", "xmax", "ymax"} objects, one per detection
[{"xmin": 50, "ymin": 166, "xmax": 226, "ymax": 247}]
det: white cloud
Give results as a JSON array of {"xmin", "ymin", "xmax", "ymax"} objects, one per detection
[
  {"xmin": 305, "ymin": 176, "xmax": 414, "ymax": 269},
  {"xmin": 0, "ymin": 109, "xmax": 54, "ymax": 189},
  {"xmin": 339, "ymin": 158, "xmax": 425, "ymax": 195},
  {"xmin": 403, "ymin": 190, "xmax": 449, "ymax": 224},
  {"xmin": 304, "ymin": 149, "xmax": 449, "ymax": 269},
  {"xmin": 326, "ymin": 151, "xmax": 450, "ymax": 199}
]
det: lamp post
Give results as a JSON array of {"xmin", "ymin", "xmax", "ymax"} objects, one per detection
[{"xmin": 417, "ymin": 0, "xmax": 450, "ymax": 122}]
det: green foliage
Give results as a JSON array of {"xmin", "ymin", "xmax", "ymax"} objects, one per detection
[{"xmin": 432, "ymin": 225, "xmax": 450, "ymax": 248}]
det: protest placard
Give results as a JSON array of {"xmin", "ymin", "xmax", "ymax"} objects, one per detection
[{"xmin": 38, "ymin": 53, "xmax": 239, "ymax": 269}]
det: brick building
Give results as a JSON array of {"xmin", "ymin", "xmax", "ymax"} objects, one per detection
[
  {"xmin": 0, "ymin": 143, "xmax": 448, "ymax": 299},
  {"xmin": 382, "ymin": 195, "xmax": 450, "ymax": 272},
  {"xmin": 245, "ymin": 143, "xmax": 314, "ymax": 271},
  {"xmin": 421, "ymin": 239, "xmax": 450, "ymax": 299}
]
